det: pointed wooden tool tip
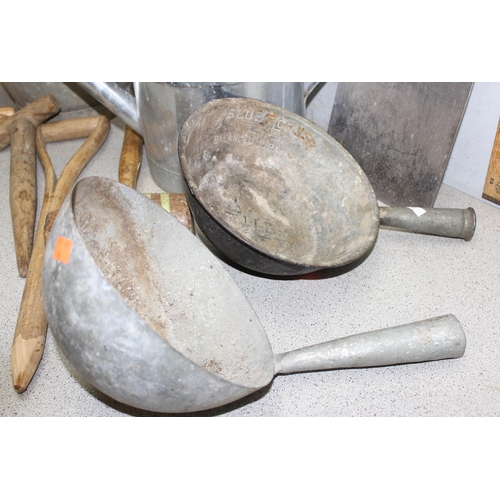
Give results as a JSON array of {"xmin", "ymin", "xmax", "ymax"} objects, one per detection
[
  {"xmin": 12, "ymin": 368, "xmax": 32, "ymax": 393},
  {"xmin": 11, "ymin": 336, "xmax": 46, "ymax": 393},
  {"xmin": 17, "ymin": 261, "xmax": 29, "ymax": 278},
  {"xmin": 12, "ymin": 367, "xmax": 35, "ymax": 393},
  {"xmin": 13, "ymin": 382, "xmax": 27, "ymax": 394}
]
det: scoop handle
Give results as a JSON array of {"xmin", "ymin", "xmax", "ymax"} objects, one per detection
[
  {"xmin": 274, "ymin": 314, "xmax": 466, "ymax": 375},
  {"xmin": 378, "ymin": 207, "xmax": 476, "ymax": 241}
]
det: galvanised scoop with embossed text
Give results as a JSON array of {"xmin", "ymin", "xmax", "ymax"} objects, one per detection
[{"xmin": 179, "ymin": 98, "xmax": 476, "ymax": 276}]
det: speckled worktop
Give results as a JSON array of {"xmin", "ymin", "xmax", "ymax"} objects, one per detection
[{"xmin": 1, "ymin": 103, "xmax": 499, "ymax": 417}]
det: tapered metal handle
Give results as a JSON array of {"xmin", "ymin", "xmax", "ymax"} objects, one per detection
[
  {"xmin": 274, "ymin": 314, "xmax": 466, "ymax": 375},
  {"xmin": 78, "ymin": 82, "xmax": 141, "ymax": 136},
  {"xmin": 378, "ymin": 206, "xmax": 476, "ymax": 241}
]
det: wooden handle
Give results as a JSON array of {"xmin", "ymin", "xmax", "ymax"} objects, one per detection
[
  {"xmin": 0, "ymin": 94, "xmax": 60, "ymax": 151},
  {"xmin": 0, "ymin": 106, "xmax": 16, "ymax": 118},
  {"xmin": 119, "ymin": 125, "xmax": 143, "ymax": 189},
  {"xmin": 39, "ymin": 116, "xmax": 106, "ymax": 143},
  {"xmin": 11, "ymin": 115, "xmax": 110, "ymax": 393},
  {"xmin": 43, "ymin": 211, "xmax": 58, "ymax": 245},
  {"xmin": 9, "ymin": 118, "xmax": 37, "ymax": 277},
  {"xmin": 6, "ymin": 95, "xmax": 61, "ymax": 277},
  {"xmin": 40, "ymin": 117, "xmax": 111, "ymax": 243}
]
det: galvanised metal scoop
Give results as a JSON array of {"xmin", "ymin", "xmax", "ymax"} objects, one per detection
[
  {"xmin": 178, "ymin": 98, "xmax": 476, "ymax": 276},
  {"xmin": 42, "ymin": 177, "xmax": 466, "ymax": 413}
]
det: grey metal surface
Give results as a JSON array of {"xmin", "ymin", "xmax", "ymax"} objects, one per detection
[
  {"xmin": 274, "ymin": 315, "xmax": 465, "ymax": 374},
  {"xmin": 43, "ymin": 177, "xmax": 274, "ymax": 413},
  {"xmin": 328, "ymin": 83, "xmax": 473, "ymax": 207},
  {"xmin": 78, "ymin": 82, "xmax": 140, "ymax": 130},
  {"xmin": 42, "ymin": 176, "xmax": 466, "ymax": 414},
  {"xmin": 379, "ymin": 206, "xmax": 476, "ymax": 241},
  {"xmin": 78, "ymin": 82, "xmax": 312, "ymax": 193},
  {"xmin": 179, "ymin": 98, "xmax": 475, "ymax": 276}
]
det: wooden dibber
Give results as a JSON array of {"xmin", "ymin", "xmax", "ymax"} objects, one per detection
[
  {"xmin": 1, "ymin": 94, "xmax": 61, "ymax": 278},
  {"xmin": 11, "ymin": 115, "xmax": 110, "ymax": 393},
  {"xmin": 119, "ymin": 125, "xmax": 194, "ymax": 233}
]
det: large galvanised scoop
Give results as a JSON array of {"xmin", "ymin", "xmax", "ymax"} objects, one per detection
[
  {"xmin": 42, "ymin": 177, "xmax": 466, "ymax": 413},
  {"xmin": 178, "ymin": 98, "xmax": 475, "ymax": 276}
]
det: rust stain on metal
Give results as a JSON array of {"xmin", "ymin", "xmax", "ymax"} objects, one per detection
[
  {"xmin": 280, "ymin": 120, "xmax": 316, "ymax": 150},
  {"xmin": 294, "ymin": 126, "xmax": 315, "ymax": 150},
  {"xmin": 263, "ymin": 112, "xmax": 276, "ymax": 125}
]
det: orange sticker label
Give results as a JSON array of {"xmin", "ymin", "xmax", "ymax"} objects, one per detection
[{"xmin": 53, "ymin": 235, "xmax": 74, "ymax": 265}]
